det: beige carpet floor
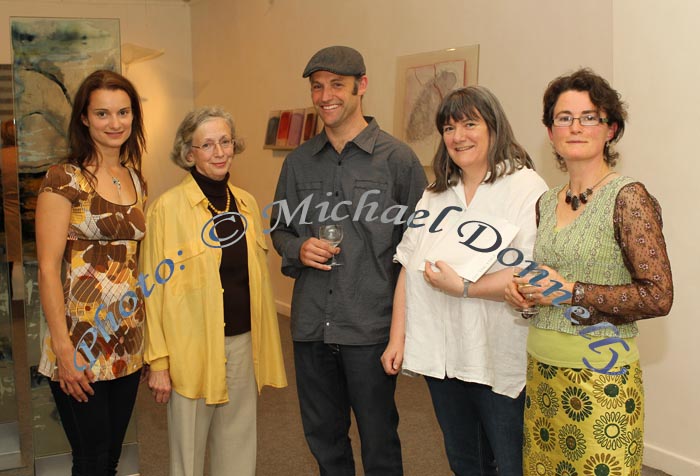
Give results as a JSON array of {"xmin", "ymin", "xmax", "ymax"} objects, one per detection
[
  {"xmin": 134, "ymin": 314, "xmax": 671, "ymax": 476},
  {"xmin": 136, "ymin": 315, "xmax": 450, "ymax": 475},
  {"xmin": 0, "ymin": 310, "xmax": 674, "ymax": 475}
]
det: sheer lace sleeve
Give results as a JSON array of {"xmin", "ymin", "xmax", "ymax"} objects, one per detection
[{"xmin": 572, "ymin": 182, "xmax": 673, "ymax": 325}]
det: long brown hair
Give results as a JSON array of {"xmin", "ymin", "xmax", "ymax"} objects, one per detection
[
  {"xmin": 67, "ymin": 70, "xmax": 146, "ymax": 183},
  {"xmin": 429, "ymin": 86, "xmax": 534, "ymax": 193}
]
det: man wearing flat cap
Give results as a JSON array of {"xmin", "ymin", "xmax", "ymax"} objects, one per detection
[{"xmin": 271, "ymin": 46, "xmax": 426, "ymax": 475}]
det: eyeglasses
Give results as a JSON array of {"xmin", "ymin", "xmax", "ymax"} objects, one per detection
[
  {"xmin": 553, "ymin": 113, "xmax": 609, "ymax": 127},
  {"xmin": 191, "ymin": 138, "xmax": 234, "ymax": 153}
]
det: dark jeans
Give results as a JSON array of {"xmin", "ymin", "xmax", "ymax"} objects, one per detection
[
  {"xmin": 425, "ymin": 377, "xmax": 525, "ymax": 476},
  {"xmin": 49, "ymin": 369, "xmax": 141, "ymax": 476},
  {"xmin": 293, "ymin": 341, "xmax": 403, "ymax": 476}
]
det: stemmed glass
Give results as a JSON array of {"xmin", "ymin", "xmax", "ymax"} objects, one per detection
[
  {"xmin": 319, "ymin": 225, "xmax": 344, "ymax": 267},
  {"xmin": 513, "ymin": 269, "xmax": 540, "ymax": 319}
]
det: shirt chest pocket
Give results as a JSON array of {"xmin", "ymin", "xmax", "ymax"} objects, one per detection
[
  {"xmin": 295, "ymin": 181, "xmax": 325, "ymax": 223},
  {"xmin": 352, "ymin": 180, "xmax": 397, "ymax": 249},
  {"xmin": 164, "ymin": 239, "xmax": 210, "ymax": 294},
  {"xmin": 352, "ymin": 179, "xmax": 397, "ymax": 220}
]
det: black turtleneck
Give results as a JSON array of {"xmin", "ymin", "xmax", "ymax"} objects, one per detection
[{"xmin": 191, "ymin": 168, "xmax": 251, "ymax": 336}]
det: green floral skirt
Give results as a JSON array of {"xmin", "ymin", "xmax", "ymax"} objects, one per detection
[{"xmin": 523, "ymin": 354, "xmax": 644, "ymax": 476}]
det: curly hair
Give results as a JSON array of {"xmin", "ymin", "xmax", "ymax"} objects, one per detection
[
  {"xmin": 170, "ymin": 106, "xmax": 246, "ymax": 170},
  {"xmin": 429, "ymin": 86, "xmax": 534, "ymax": 193},
  {"xmin": 542, "ymin": 68, "xmax": 627, "ymax": 170}
]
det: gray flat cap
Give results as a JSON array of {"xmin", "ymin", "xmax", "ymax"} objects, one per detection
[{"xmin": 302, "ymin": 46, "xmax": 366, "ymax": 78}]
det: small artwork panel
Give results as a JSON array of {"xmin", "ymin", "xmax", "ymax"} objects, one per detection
[
  {"xmin": 265, "ymin": 110, "xmax": 281, "ymax": 146},
  {"xmin": 11, "ymin": 17, "xmax": 121, "ymax": 172},
  {"xmin": 394, "ymin": 45, "xmax": 479, "ymax": 166},
  {"xmin": 275, "ymin": 110, "xmax": 292, "ymax": 147},
  {"xmin": 264, "ymin": 107, "xmax": 320, "ymax": 150},
  {"xmin": 301, "ymin": 107, "xmax": 317, "ymax": 143},
  {"xmin": 286, "ymin": 109, "xmax": 305, "ymax": 148}
]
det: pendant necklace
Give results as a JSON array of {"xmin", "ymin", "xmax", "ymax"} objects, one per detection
[
  {"xmin": 111, "ymin": 175, "xmax": 122, "ymax": 193},
  {"xmin": 565, "ymin": 171, "xmax": 615, "ymax": 211}
]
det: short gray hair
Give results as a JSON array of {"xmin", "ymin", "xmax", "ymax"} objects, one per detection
[{"xmin": 170, "ymin": 106, "xmax": 246, "ymax": 170}]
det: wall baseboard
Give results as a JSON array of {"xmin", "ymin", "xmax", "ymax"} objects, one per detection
[
  {"xmin": 645, "ymin": 442, "xmax": 700, "ymax": 476},
  {"xmin": 275, "ymin": 300, "xmax": 291, "ymax": 317}
]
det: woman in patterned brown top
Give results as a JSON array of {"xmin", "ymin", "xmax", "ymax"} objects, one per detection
[
  {"xmin": 505, "ymin": 69, "xmax": 673, "ymax": 476},
  {"xmin": 36, "ymin": 70, "xmax": 147, "ymax": 476}
]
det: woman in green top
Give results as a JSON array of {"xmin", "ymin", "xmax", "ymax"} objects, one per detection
[{"xmin": 505, "ymin": 69, "xmax": 673, "ymax": 475}]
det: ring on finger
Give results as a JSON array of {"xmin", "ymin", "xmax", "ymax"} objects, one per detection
[{"xmin": 527, "ymin": 293, "xmax": 533, "ymax": 300}]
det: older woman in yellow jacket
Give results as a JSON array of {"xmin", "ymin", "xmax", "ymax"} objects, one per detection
[{"xmin": 141, "ymin": 106, "xmax": 286, "ymax": 476}]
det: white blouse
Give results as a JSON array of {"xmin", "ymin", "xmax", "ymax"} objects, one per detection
[{"xmin": 395, "ymin": 167, "xmax": 548, "ymax": 398}]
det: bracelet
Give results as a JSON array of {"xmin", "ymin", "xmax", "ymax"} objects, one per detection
[{"xmin": 462, "ymin": 278, "xmax": 471, "ymax": 298}]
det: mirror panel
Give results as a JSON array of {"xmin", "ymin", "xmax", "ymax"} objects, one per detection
[{"xmin": 0, "ymin": 62, "xmax": 23, "ymax": 471}]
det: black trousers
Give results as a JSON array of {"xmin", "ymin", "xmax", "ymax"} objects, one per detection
[
  {"xmin": 294, "ymin": 341, "xmax": 403, "ymax": 476},
  {"xmin": 49, "ymin": 369, "xmax": 141, "ymax": 476}
]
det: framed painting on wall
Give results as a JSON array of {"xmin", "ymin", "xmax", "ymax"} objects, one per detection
[
  {"xmin": 11, "ymin": 17, "xmax": 121, "ymax": 172},
  {"xmin": 10, "ymin": 17, "xmax": 120, "ymax": 243},
  {"xmin": 394, "ymin": 45, "xmax": 479, "ymax": 166}
]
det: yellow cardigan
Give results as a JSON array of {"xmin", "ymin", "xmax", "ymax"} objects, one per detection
[{"xmin": 141, "ymin": 174, "xmax": 287, "ymax": 404}]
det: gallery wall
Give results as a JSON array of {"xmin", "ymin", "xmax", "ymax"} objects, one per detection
[
  {"xmin": 0, "ymin": 0, "xmax": 193, "ymax": 200},
  {"xmin": 189, "ymin": 0, "xmax": 613, "ymax": 314},
  {"xmin": 612, "ymin": 1, "xmax": 700, "ymax": 473},
  {"xmin": 189, "ymin": 0, "xmax": 697, "ymax": 474}
]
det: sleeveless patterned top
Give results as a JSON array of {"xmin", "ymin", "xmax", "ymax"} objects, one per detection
[{"xmin": 532, "ymin": 176, "xmax": 638, "ymax": 338}]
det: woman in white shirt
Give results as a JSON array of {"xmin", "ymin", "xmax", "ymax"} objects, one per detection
[{"xmin": 382, "ymin": 86, "xmax": 547, "ymax": 475}]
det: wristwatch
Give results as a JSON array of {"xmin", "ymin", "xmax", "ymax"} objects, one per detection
[{"xmin": 462, "ymin": 278, "xmax": 471, "ymax": 298}]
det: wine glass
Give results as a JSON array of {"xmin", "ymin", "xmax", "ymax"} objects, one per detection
[
  {"xmin": 513, "ymin": 269, "xmax": 540, "ymax": 319},
  {"xmin": 319, "ymin": 225, "xmax": 344, "ymax": 267}
]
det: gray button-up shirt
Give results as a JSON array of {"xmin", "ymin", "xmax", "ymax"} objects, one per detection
[{"xmin": 270, "ymin": 118, "xmax": 427, "ymax": 345}]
